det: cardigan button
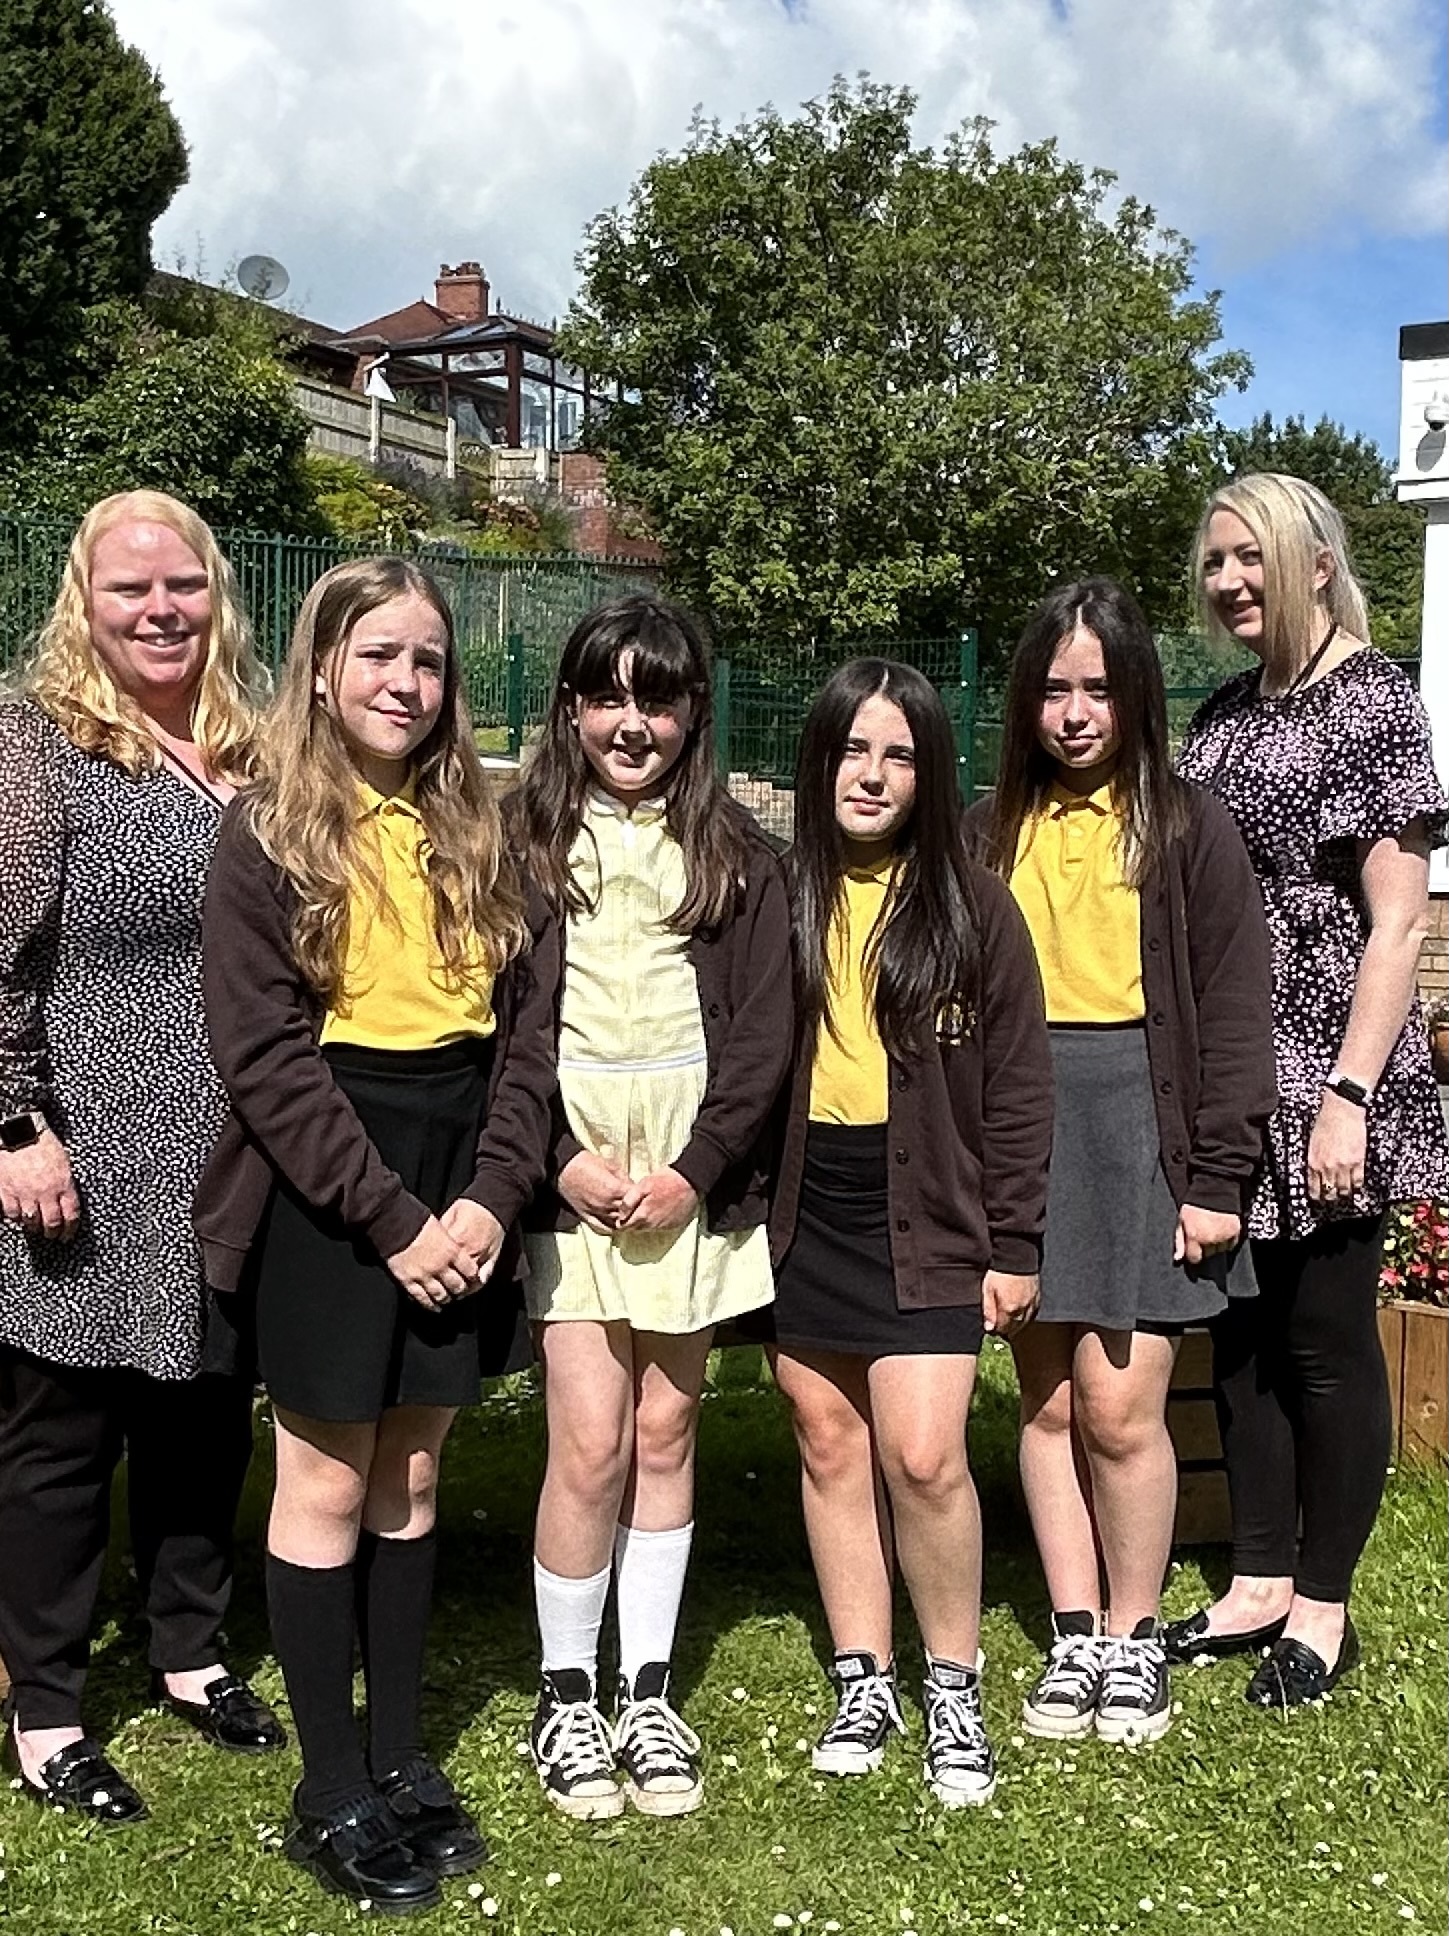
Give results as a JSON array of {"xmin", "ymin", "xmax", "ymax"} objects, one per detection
[
  {"xmin": 1172, "ymin": 1147, "xmax": 1186, "ymax": 1164},
  {"xmin": 896, "ymin": 1217, "xmax": 910, "ymax": 1232},
  {"xmin": 1158, "ymin": 1079, "xmax": 1173, "ymax": 1096},
  {"xmin": 708, "ymin": 1002, "xmax": 721, "ymax": 1018},
  {"xmin": 1151, "ymin": 1010, "xmax": 1165, "ymax": 1026},
  {"xmin": 894, "ymin": 1148, "xmax": 910, "ymax": 1165},
  {"xmin": 1147, "ymin": 938, "xmax": 1161, "ymax": 952}
]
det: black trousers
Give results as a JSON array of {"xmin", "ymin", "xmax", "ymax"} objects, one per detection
[
  {"xmin": 1210, "ymin": 1215, "xmax": 1391, "ymax": 1604},
  {"xmin": 0, "ymin": 1348, "xmax": 257, "ymax": 1729}
]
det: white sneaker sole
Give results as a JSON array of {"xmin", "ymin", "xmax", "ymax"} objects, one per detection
[
  {"xmin": 812, "ymin": 1742, "xmax": 886, "ymax": 1775},
  {"xmin": 926, "ymin": 1766, "xmax": 998, "ymax": 1808},
  {"xmin": 538, "ymin": 1775, "xmax": 626, "ymax": 1820},
  {"xmin": 1021, "ymin": 1699, "xmax": 1096, "ymax": 1740},
  {"xmin": 624, "ymin": 1775, "xmax": 704, "ymax": 1817},
  {"xmin": 1095, "ymin": 1705, "xmax": 1173, "ymax": 1745}
]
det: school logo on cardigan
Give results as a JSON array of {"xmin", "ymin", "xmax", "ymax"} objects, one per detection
[{"xmin": 935, "ymin": 998, "xmax": 976, "ymax": 1046}]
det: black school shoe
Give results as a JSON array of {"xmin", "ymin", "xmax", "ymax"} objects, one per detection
[
  {"xmin": 10, "ymin": 1734, "xmax": 149, "ymax": 1825},
  {"xmin": 1244, "ymin": 1615, "xmax": 1360, "ymax": 1709},
  {"xmin": 1161, "ymin": 1607, "xmax": 1289, "ymax": 1665},
  {"xmin": 284, "ymin": 1786, "xmax": 442, "ymax": 1915},
  {"xmin": 153, "ymin": 1672, "xmax": 287, "ymax": 1753},
  {"xmin": 377, "ymin": 1754, "xmax": 489, "ymax": 1876}
]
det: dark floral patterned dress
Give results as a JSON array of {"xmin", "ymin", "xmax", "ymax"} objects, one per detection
[{"xmin": 1179, "ymin": 648, "xmax": 1449, "ymax": 1242}]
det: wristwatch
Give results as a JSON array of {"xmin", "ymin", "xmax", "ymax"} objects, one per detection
[
  {"xmin": 0, "ymin": 1109, "xmax": 46, "ymax": 1152},
  {"xmin": 1323, "ymin": 1072, "xmax": 1373, "ymax": 1109}
]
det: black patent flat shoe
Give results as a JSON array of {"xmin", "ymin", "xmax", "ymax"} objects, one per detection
[
  {"xmin": 154, "ymin": 1673, "xmax": 286, "ymax": 1753},
  {"xmin": 1244, "ymin": 1616, "xmax": 1360, "ymax": 1708},
  {"xmin": 284, "ymin": 1787, "xmax": 442, "ymax": 1915},
  {"xmin": 377, "ymin": 1754, "xmax": 489, "ymax": 1877},
  {"xmin": 18, "ymin": 1737, "xmax": 149, "ymax": 1825},
  {"xmin": 1161, "ymin": 1607, "xmax": 1290, "ymax": 1665}
]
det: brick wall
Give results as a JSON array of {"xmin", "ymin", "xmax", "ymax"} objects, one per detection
[
  {"xmin": 557, "ymin": 453, "xmax": 664, "ymax": 566},
  {"xmin": 1422, "ymin": 895, "xmax": 1448, "ymax": 1006}
]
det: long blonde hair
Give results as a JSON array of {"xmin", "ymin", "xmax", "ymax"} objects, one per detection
[
  {"xmin": 1193, "ymin": 472, "xmax": 1370, "ymax": 685},
  {"xmin": 246, "ymin": 556, "xmax": 527, "ymax": 1003},
  {"xmin": 24, "ymin": 490, "xmax": 267, "ymax": 780}
]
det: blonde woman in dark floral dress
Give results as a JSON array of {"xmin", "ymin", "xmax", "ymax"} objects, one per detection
[{"xmin": 1172, "ymin": 472, "xmax": 1448, "ymax": 1705}]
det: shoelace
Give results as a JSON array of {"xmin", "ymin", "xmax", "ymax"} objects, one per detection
[
  {"xmin": 821, "ymin": 1673, "xmax": 906, "ymax": 1747},
  {"xmin": 925, "ymin": 1683, "xmax": 992, "ymax": 1771},
  {"xmin": 535, "ymin": 1699, "xmax": 615, "ymax": 1783},
  {"xmin": 614, "ymin": 1696, "xmax": 701, "ymax": 1774},
  {"xmin": 1099, "ymin": 1635, "xmax": 1165, "ymax": 1708},
  {"xmin": 1036, "ymin": 1634, "xmax": 1106, "ymax": 1706}
]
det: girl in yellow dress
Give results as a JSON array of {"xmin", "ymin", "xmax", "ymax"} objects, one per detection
[{"xmin": 513, "ymin": 593, "xmax": 791, "ymax": 1820}]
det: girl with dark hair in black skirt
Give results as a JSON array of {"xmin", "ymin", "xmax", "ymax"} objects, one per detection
[
  {"xmin": 196, "ymin": 558, "xmax": 558, "ymax": 1915},
  {"xmin": 762, "ymin": 659, "xmax": 1053, "ymax": 1810}
]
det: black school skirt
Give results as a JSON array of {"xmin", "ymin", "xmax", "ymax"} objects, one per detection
[
  {"xmin": 761, "ymin": 1122, "xmax": 984, "ymax": 1357},
  {"xmin": 253, "ymin": 1039, "xmax": 518, "ymax": 1422}
]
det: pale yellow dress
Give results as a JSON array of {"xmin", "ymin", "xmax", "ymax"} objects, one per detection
[{"xmin": 524, "ymin": 793, "xmax": 775, "ymax": 1332}]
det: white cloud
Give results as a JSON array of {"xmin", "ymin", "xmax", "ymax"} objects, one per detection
[{"xmin": 109, "ymin": 0, "xmax": 1446, "ymax": 332}]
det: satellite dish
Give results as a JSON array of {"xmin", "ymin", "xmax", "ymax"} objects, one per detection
[{"xmin": 237, "ymin": 253, "xmax": 291, "ymax": 301}]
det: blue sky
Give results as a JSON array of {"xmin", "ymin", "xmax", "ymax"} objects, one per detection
[{"xmin": 110, "ymin": 0, "xmax": 1448, "ymax": 466}]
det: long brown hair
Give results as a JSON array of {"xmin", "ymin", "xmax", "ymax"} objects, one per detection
[
  {"xmin": 790, "ymin": 659, "xmax": 980, "ymax": 1060},
  {"xmin": 24, "ymin": 489, "xmax": 266, "ymax": 780},
  {"xmin": 983, "ymin": 578, "xmax": 1191, "ymax": 890},
  {"xmin": 513, "ymin": 592, "xmax": 753, "ymax": 933},
  {"xmin": 246, "ymin": 556, "xmax": 526, "ymax": 1003}
]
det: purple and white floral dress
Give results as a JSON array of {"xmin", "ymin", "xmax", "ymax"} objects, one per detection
[{"xmin": 1179, "ymin": 648, "xmax": 1449, "ymax": 1242}]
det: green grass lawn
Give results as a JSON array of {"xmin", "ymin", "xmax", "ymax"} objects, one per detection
[{"xmin": 1, "ymin": 1342, "xmax": 1444, "ymax": 1936}]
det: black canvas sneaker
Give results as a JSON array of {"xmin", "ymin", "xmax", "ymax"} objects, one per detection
[
  {"xmin": 1095, "ymin": 1619, "xmax": 1173, "ymax": 1744},
  {"xmin": 922, "ymin": 1656, "xmax": 998, "ymax": 1807},
  {"xmin": 811, "ymin": 1650, "xmax": 906, "ymax": 1775},
  {"xmin": 529, "ymin": 1668, "xmax": 625, "ymax": 1819},
  {"xmin": 613, "ymin": 1662, "xmax": 703, "ymax": 1817},
  {"xmin": 1021, "ymin": 1610, "xmax": 1105, "ymax": 1739}
]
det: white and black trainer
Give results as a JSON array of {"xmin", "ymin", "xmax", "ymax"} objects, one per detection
[
  {"xmin": 613, "ymin": 1663, "xmax": 703, "ymax": 1817},
  {"xmin": 1021, "ymin": 1610, "xmax": 1105, "ymax": 1739},
  {"xmin": 529, "ymin": 1668, "xmax": 625, "ymax": 1819},
  {"xmin": 811, "ymin": 1650, "xmax": 906, "ymax": 1776},
  {"xmin": 922, "ymin": 1656, "xmax": 997, "ymax": 1808},
  {"xmin": 1095, "ymin": 1619, "xmax": 1173, "ymax": 1744}
]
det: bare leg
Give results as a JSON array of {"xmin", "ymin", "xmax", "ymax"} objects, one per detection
[
  {"xmin": 869, "ymin": 1354, "xmax": 979, "ymax": 1663},
  {"xmin": 361, "ymin": 1405, "xmax": 457, "ymax": 1538},
  {"xmin": 534, "ymin": 1320, "xmax": 635, "ymax": 1577},
  {"xmin": 270, "ymin": 1410, "xmax": 377, "ymax": 1566},
  {"xmin": 618, "ymin": 1328, "xmax": 715, "ymax": 1532},
  {"xmin": 772, "ymin": 1347, "xmax": 893, "ymax": 1663},
  {"xmin": 1014, "ymin": 1322, "xmax": 1101, "ymax": 1617},
  {"xmin": 1072, "ymin": 1329, "xmax": 1177, "ymax": 1632}
]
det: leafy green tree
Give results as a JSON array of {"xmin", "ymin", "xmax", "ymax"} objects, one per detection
[
  {"xmin": 0, "ymin": 0, "xmax": 187, "ymax": 445},
  {"xmin": 0, "ymin": 300, "xmax": 318, "ymax": 533},
  {"xmin": 559, "ymin": 78, "xmax": 1248, "ymax": 656},
  {"xmin": 1220, "ymin": 412, "xmax": 1394, "ymax": 507}
]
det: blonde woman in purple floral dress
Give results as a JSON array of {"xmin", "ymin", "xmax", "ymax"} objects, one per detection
[{"xmin": 1172, "ymin": 473, "xmax": 1448, "ymax": 1706}]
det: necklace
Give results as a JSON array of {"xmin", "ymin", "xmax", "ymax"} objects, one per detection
[
  {"xmin": 157, "ymin": 744, "xmax": 229, "ymax": 811},
  {"xmin": 1205, "ymin": 620, "xmax": 1340, "ymax": 790}
]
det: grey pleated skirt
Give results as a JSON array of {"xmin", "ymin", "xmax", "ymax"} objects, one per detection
[{"xmin": 1041, "ymin": 1024, "xmax": 1255, "ymax": 1331}]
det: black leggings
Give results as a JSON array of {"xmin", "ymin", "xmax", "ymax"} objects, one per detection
[{"xmin": 1210, "ymin": 1215, "xmax": 1390, "ymax": 1603}]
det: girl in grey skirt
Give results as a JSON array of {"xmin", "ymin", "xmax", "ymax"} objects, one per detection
[{"xmin": 967, "ymin": 578, "xmax": 1276, "ymax": 1748}]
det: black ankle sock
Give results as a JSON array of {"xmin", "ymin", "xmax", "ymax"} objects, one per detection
[
  {"xmin": 265, "ymin": 1552, "xmax": 369, "ymax": 1814},
  {"xmin": 355, "ymin": 1529, "xmax": 437, "ymax": 1775}
]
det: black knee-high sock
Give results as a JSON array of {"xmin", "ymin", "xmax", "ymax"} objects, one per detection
[
  {"xmin": 266, "ymin": 1553, "xmax": 369, "ymax": 1814},
  {"xmin": 355, "ymin": 1530, "xmax": 437, "ymax": 1776}
]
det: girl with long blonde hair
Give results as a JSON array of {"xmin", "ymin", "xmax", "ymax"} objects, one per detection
[{"xmin": 196, "ymin": 557, "xmax": 559, "ymax": 1911}]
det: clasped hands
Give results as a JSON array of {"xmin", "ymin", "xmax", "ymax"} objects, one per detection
[
  {"xmin": 385, "ymin": 1198, "xmax": 506, "ymax": 1312},
  {"xmin": 557, "ymin": 1149, "xmax": 699, "ymax": 1236}
]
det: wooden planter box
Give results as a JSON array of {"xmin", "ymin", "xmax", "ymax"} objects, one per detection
[
  {"xmin": 1377, "ymin": 1298, "xmax": 1448, "ymax": 1464},
  {"xmin": 1169, "ymin": 1327, "xmax": 1231, "ymax": 1545}
]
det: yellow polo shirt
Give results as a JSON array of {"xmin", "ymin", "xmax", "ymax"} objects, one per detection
[
  {"xmin": 1009, "ymin": 782, "xmax": 1144, "ymax": 1024},
  {"xmin": 808, "ymin": 855, "xmax": 894, "ymax": 1125},
  {"xmin": 320, "ymin": 782, "xmax": 497, "ymax": 1049}
]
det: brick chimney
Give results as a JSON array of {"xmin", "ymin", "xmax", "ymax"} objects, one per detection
[{"xmin": 434, "ymin": 261, "xmax": 490, "ymax": 324}]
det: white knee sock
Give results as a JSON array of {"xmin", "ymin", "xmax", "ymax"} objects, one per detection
[
  {"xmin": 534, "ymin": 1559, "xmax": 612, "ymax": 1687},
  {"xmin": 613, "ymin": 1521, "xmax": 694, "ymax": 1687}
]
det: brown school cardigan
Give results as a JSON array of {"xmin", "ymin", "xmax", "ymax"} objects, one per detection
[
  {"xmin": 192, "ymin": 798, "xmax": 561, "ymax": 1293},
  {"xmin": 527, "ymin": 811, "xmax": 794, "ymax": 1236},
  {"xmin": 769, "ymin": 859, "xmax": 1055, "ymax": 1310},
  {"xmin": 963, "ymin": 785, "xmax": 1278, "ymax": 1215}
]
